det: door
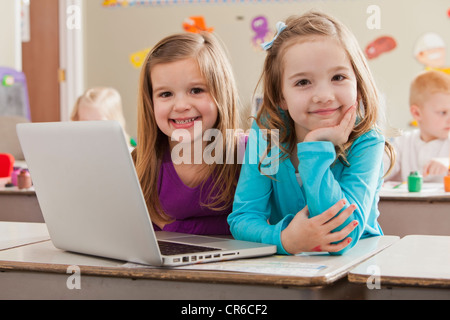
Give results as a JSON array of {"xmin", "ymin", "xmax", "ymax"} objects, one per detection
[{"xmin": 22, "ymin": 0, "xmax": 60, "ymax": 122}]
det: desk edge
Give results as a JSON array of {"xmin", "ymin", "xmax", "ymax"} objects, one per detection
[
  {"xmin": 0, "ymin": 260, "xmax": 334, "ymax": 288},
  {"xmin": 348, "ymin": 272, "xmax": 450, "ymax": 289}
]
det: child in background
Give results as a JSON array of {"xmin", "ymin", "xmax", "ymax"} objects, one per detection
[
  {"xmin": 229, "ymin": 11, "xmax": 395, "ymax": 255},
  {"xmin": 385, "ymin": 70, "xmax": 450, "ymax": 182},
  {"xmin": 133, "ymin": 32, "xmax": 242, "ymax": 235},
  {"xmin": 71, "ymin": 87, "xmax": 134, "ymax": 149}
]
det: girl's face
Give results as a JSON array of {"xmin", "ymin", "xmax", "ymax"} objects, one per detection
[
  {"xmin": 151, "ymin": 58, "xmax": 218, "ymax": 148},
  {"xmin": 280, "ymin": 37, "xmax": 358, "ymax": 142}
]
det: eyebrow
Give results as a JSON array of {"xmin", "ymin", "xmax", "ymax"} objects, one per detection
[
  {"xmin": 152, "ymin": 85, "xmax": 170, "ymax": 94},
  {"xmin": 153, "ymin": 79, "xmax": 207, "ymax": 91},
  {"xmin": 287, "ymin": 66, "xmax": 353, "ymax": 80}
]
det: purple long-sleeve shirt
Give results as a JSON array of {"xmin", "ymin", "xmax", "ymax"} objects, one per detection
[{"xmin": 154, "ymin": 150, "xmax": 232, "ymax": 235}]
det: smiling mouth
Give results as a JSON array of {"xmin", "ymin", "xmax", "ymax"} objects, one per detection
[
  {"xmin": 171, "ymin": 117, "xmax": 200, "ymax": 124},
  {"xmin": 309, "ymin": 106, "xmax": 342, "ymax": 115}
]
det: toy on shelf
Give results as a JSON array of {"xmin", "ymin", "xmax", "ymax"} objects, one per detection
[
  {"xmin": 0, "ymin": 67, "xmax": 31, "ymax": 120},
  {"xmin": 11, "ymin": 166, "xmax": 22, "ymax": 186},
  {"xmin": 0, "ymin": 153, "xmax": 14, "ymax": 178},
  {"xmin": 17, "ymin": 169, "xmax": 32, "ymax": 190}
]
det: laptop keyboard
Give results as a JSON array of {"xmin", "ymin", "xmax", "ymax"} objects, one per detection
[{"xmin": 158, "ymin": 240, "xmax": 221, "ymax": 256}]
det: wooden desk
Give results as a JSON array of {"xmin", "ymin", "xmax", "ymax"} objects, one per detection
[
  {"xmin": 348, "ymin": 235, "xmax": 450, "ymax": 299},
  {"xmin": 378, "ymin": 183, "xmax": 450, "ymax": 237},
  {"xmin": 0, "ymin": 229, "xmax": 398, "ymax": 300},
  {"xmin": 0, "ymin": 162, "xmax": 43, "ymax": 223},
  {"xmin": 0, "ymin": 186, "xmax": 44, "ymax": 223}
]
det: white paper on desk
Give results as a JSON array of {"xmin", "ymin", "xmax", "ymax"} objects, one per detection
[
  {"xmin": 381, "ymin": 181, "xmax": 444, "ymax": 194},
  {"xmin": 175, "ymin": 259, "xmax": 327, "ymax": 277}
]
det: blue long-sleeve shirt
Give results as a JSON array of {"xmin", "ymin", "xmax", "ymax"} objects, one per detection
[{"xmin": 228, "ymin": 121, "xmax": 384, "ymax": 255}]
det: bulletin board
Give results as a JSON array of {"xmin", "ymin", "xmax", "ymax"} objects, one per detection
[
  {"xmin": 0, "ymin": 67, "xmax": 30, "ymax": 120},
  {"xmin": 83, "ymin": 0, "xmax": 450, "ymax": 137}
]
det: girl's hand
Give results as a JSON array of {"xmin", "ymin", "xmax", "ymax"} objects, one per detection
[
  {"xmin": 280, "ymin": 200, "xmax": 358, "ymax": 255},
  {"xmin": 304, "ymin": 105, "xmax": 357, "ymax": 146}
]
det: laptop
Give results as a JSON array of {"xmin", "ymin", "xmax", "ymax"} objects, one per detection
[{"xmin": 16, "ymin": 121, "xmax": 276, "ymax": 267}]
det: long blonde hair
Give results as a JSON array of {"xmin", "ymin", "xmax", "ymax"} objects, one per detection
[
  {"xmin": 256, "ymin": 11, "xmax": 395, "ymax": 174},
  {"xmin": 133, "ymin": 32, "xmax": 242, "ymax": 226}
]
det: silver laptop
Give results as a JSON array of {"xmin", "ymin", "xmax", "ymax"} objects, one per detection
[{"xmin": 17, "ymin": 121, "xmax": 276, "ymax": 266}]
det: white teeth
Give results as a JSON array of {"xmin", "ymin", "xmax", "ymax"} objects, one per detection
[{"xmin": 174, "ymin": 117, "xmax": 197, "ymax": 124}]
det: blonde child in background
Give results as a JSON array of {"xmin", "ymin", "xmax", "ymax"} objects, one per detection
[
  {"xmin": 71, "ymin": 87, "xmax": 134, "ymax": 149},
  {"xmin": 132, "ymin": 32, "xmax": 243, "ymax": 235},
  {"xmin": 229, "ymin": 11, "xmax": 395, "ymax": 255},
  {"xmin": 385, "ymin": 70, "xmax": 450, "ymax": 182}
]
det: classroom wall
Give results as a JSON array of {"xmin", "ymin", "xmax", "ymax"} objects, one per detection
[
  {"xmin": 0, "ymin": 0, "xmax": 21, "ymax": 70},
  {"xmin": 83, "ymin": 0, "xmax": 450, "ymax": 138}
]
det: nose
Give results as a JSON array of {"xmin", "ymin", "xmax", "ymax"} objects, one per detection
[
  {"xmin": 173, "ymin": 94, "xmax": 192, "ymax": 112},
  {"xmin": 312, "ymin": 82, "xmax": 334, "ymax": 105}
]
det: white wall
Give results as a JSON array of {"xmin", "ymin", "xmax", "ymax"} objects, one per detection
[
  {"xmin": 82, "ymin": 0, "xmax": 450, "ymax": 138},
  {"xmin": 0, "ymin": 0, "xmax": 21, "ymax": 70}
]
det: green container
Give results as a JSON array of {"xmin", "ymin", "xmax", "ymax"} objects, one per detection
[{"xmin": 408, "ymin": 171, "xmax": 423, "ymax": 192}]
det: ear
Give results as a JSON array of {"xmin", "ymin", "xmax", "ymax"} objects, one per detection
[{"xmin": 410, "ymin": 104, "xmax": 421, "ymax": 120}]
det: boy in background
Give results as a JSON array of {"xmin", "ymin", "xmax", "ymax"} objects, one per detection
[{"xmin": 386, "ymin": 70, "xmax": 450, "ymax": 182}]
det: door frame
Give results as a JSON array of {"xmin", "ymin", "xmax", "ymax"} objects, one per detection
[
  {"xmin": 58, "ymin": 0, "xmax": 84, "ymax": 121},
  {"xmin": 14, "ymin": 0, "xmax": 22, "ymax": 71}
]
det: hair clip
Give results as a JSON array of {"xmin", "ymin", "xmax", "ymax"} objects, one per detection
[{"xmin": 261, "ymin": 21, "xmax": 287, "ymax": 51}]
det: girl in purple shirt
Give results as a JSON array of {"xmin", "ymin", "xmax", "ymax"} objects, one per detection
[{"xmin": 132, "ymin": 32, "xmax": 243, "ymax": 235}]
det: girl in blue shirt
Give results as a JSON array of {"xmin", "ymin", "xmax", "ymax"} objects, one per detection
[{"xmin": 228, "ymin": 11, "xmax": 395, "ymax": 255}]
